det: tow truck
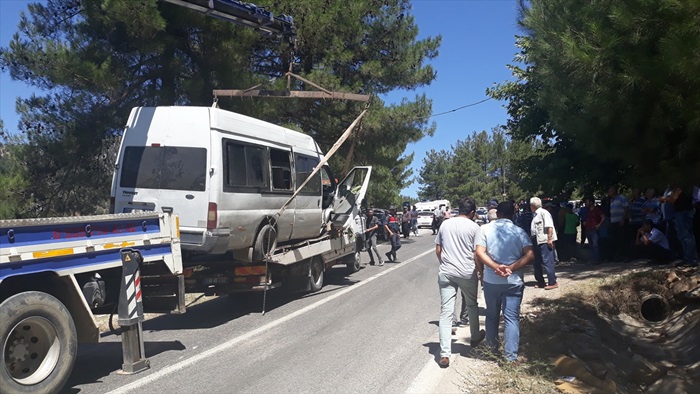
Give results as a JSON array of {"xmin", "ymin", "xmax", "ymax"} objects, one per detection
[
  {"xmin": 1, "ymin": 2, "xmax": 373, "ymax": 393},
  {"xmin": 0, "ymin": 168, "xmax": 371, "ymax": 394}
]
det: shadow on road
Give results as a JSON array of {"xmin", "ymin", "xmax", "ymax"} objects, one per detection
[{"xmin": 61, "ymin": 340, "xmax": 186, "ymax": 393}]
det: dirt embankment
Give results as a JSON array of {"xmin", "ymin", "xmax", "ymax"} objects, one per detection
[{"xmin": 513, "ymin": 263, "xmax": 700, "ymax": 394}]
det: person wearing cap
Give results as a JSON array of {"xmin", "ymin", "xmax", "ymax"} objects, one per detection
[
  {"xmin": 384, "ymin": 214, "xmax": 402, "ymax": 262},
  {"xmin": 530, "ymin": 197, "xmax": 559, "ymax": 289}
]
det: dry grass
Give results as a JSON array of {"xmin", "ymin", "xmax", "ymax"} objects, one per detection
[
  {"xmin": 592, "ymin": 270, "xmax": 671, "ymax": 316},
  {"xmin": 457, "ymin": 268, "xmax": 677, "ymax": 394}
]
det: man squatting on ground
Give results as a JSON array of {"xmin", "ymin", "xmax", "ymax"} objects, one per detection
[
  {"xmin": 475, "ymin": 202, "xmax": 535, "ymax": 363},
  {"xmin": 435, "ymin": 197, "xmax": 486, "ymax": 368}
]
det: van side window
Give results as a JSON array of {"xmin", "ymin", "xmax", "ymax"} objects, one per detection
[
  {"xmin": 270, "ymin": 148, "xmax": 292, "ymax": 191},
  {"xmin": 224, "ymin": 140, "xmax": 265, "ymax": 189},
  {"xmin": 296, "ymin": 155, "xmax": 321, "ymax": 194}
]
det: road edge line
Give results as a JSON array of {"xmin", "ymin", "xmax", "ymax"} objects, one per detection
[{"xmin": 106, "ymin": 246, "xmax": 435, "ymax": 394}]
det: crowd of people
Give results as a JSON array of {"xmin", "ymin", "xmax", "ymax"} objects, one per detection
[
  {"xmin": 508, "ymin": 186, "xmax": 700, "ymax": 267},
  {"xmin": 431, "ymin": 186, "xmax": 699, "ymax": 367}
]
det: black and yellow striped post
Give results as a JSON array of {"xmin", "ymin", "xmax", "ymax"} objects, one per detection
[{"xmin": 118, "ymin": 249, "xmax": 150, "ymax": 374}]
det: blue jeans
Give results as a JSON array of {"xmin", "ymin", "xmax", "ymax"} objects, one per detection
[
  {"xmin": 587, "ymin": 230, "xmax": 600, "ymax": 262},
  {"xmin": 674, "ymin": 210, "xmax": 698, "ymax": 264},
  {"xmin": 483, "ymin": 282, "xmax": 524, "ymax": 361},
  {"xmin": 533, "ymin": 242, "xmax": 557, "ymax": 286},
  {"xmin": 438, "ymin": 273, "xmax": 480, "ymax": 357}
]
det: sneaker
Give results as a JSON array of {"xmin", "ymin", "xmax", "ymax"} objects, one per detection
[
  {"xmin": 385, "ymin": 252, "xmax": 393, "ymax": 262},
  {"xmin": 544, "ymin": 283, "xmax": 559, "ymax": 290},
  {"xmin": 470, "ymin": 329, "xmax": 486, "ymax": 347},
  {"xmin": 439, "ymin": 357, "xmax": 450, "ymax": 368},
  {"xmin": 378, "ymin": 260, "xmax": 384, "ymax": 266}
]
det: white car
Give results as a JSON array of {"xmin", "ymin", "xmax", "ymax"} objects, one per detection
[{"xmin": 416, "ymin": 211, "xmax": 434, "ymax": 228}]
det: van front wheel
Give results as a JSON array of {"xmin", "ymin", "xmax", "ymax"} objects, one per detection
[
  {"xmin": 307, "ymin": 256, "xmax": 324, "ymax": 292},
  {"xmin": 252, "ymin": 224, "xmax": 277, "ymax": 261}
]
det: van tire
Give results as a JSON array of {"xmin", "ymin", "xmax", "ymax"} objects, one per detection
[
  {"xmin": 0, "ymin": 291, "xmax": 77, "ymax": 394},
  {"xmin": 345, "ymin": 241, "xmax": 362, "ymax": 274},
  {"xmin": 252, "ymin": 224, "xmax": 277, "ymax": 261},
  {"xmin": 307, "ymin": 256, "xmax": 324, "ymax": 292}
]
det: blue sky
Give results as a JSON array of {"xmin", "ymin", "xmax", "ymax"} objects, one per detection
[{"xmin": 0, "ymin": 0, "xmax": 521, "ymax": 198}]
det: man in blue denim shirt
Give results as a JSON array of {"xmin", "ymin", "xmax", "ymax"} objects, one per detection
[{"xmin": 475, "ymin": 202, "xmax": 534, "ymax": 363}]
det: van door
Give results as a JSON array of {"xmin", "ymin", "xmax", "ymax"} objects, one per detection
[
  {"xmin": 331, "ymin": 166, "xmax": 372, "ymax": 230},
  {"xmin": 290, "ymin": 153, "xmax": 323, "ymax": 240},
  {"xmin": 114, "ymin": 107, "xmax": 211, "ymax": 248},
  {"xmin": 118, "ymin": 145, "xmax": 208, "ymax": 222}
]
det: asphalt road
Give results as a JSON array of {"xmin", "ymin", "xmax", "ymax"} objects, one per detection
[{"xmin": 62, "ymin": 231, "xmax": 443, "ymax": 394}]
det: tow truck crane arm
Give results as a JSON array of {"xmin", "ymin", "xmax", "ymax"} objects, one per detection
[{"xmin": 161, "ymin": 0, "xmax": 296, "ymax": 39}]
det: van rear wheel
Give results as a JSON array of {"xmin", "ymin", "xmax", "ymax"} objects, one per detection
[{"xmin": 252, "ymin": 224, "xmax": 277, "ymax": 261}]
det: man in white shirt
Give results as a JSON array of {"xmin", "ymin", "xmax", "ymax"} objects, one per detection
[
  {"xmin": 634, "ymin": 220, "xmax": 674, "ymax": 263},
  {"xmin": 435, "ymin": 197, "xmax": 485, "ymax": 368},
  {"xmin": 530, "ymin": 197, "xmax": 558, "ymax": 290}
]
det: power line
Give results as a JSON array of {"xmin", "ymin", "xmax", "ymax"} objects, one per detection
[{"xmin": 413, "ymin": 97, "xmax": 493, "ymax": 120}]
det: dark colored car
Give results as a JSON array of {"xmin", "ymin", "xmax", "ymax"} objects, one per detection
[{"xmin": 369, "ymin": 208, "xmax": 389, "ymax": 241}]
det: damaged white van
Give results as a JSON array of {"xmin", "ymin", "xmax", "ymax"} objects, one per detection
[{"xmin": 110, "ymin": 106, "xmax": 370, "ymax": 261}]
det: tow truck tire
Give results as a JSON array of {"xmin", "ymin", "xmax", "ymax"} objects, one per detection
[
  {"xmin": 307, "ymin": 256, "xmax": 324, "ymax": 292},
  {"xmin": 0, "ymin": 291, "xmax": 77, "ymax": 394},
  {"xmin": 252, "ymin": 224, "xmax": 277, "ymax": 261}
]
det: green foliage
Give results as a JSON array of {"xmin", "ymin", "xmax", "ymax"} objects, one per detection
[
  {"xmin": 0, "ymin": 0, "xmax": 439, "ymax": 217},
  {"xmin": 0, "ymin": 124, "xmax": 32, "ymax": 219},
  {"xmin": 489, "ymin": 0, "xmax": 700, "ymax": 193},
  {"xmin": 417, "ymin": 128, "xmax": 536, "ymax": 206}
]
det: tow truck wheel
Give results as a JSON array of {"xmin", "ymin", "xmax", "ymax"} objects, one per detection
[
  {"xmin": 0, "ymin": 291, "xmax": 77, "ymax": 394},
  {"xmin": 307, "ymin": 256, "xmax": 324, "ymax": 292}
]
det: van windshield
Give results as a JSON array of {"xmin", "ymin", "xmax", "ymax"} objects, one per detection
[{"xmin": 120, "ymin": 146, "xmax": 207, "ymax": 191}]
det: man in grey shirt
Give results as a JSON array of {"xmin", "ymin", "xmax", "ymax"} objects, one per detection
[{"xmin": 435, "ymin": 197, "xmax": 485, "ymax": 368}]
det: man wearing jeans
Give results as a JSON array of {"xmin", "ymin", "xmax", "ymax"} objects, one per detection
[
  {"xmin": 475, "ymin": 202, "xmax": 534, "ymax": 363},
  {"xmin": 364, "ymin": 209, "xmax": 384, "ymax": 266},
  {"xmin": 435, "ymin": 197, "xmax": 485, "ymax": 368},
  {"xmin": 530, "ymin": 197, "xmax": 559, "ymax": 289}
]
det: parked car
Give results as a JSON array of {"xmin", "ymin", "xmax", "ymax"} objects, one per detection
[
  {"xmin": 416, "ymin": 211, "xmax": 434, "ymax": 228},
  {"xmin": 369, "ymin": 208, "xmax": 388, "ymax": 241},
  {"xmin": 475, "ymin": 207, "xmax": 488, "ymax": 225}
]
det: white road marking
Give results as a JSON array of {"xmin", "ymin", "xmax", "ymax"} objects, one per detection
[
  {"xmin": 406, "ymin": 277, "xmax": 488, "ymax": 394},
  {"xmin": 405, "ymin": 355, "xmax": 445, "ymax": 394},
  {"xmin": 106, "ymin": 247, "xmax": 435, "ymax": 394}
]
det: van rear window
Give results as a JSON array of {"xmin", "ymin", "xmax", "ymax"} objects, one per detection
[{"xmin": 120, "ymin": 146, "xmax": 207, "ymax": 191}]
